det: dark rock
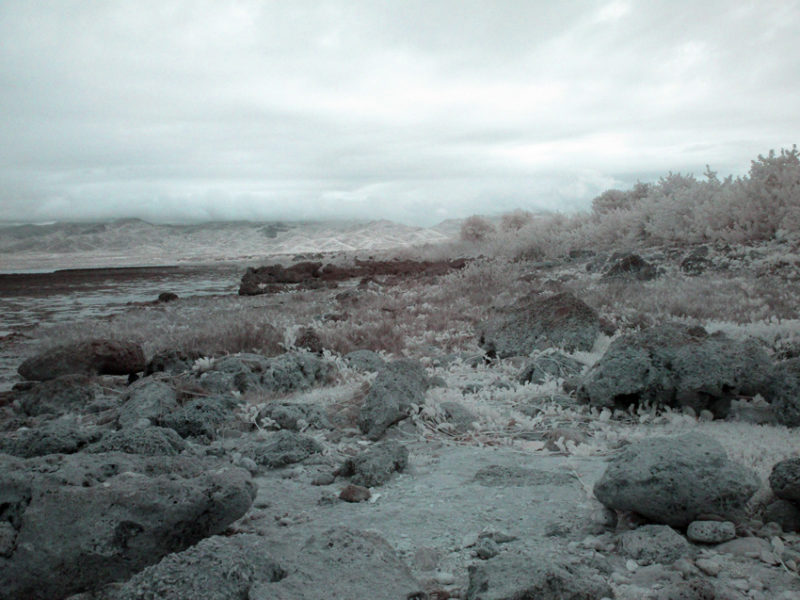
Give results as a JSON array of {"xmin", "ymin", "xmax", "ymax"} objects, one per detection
[
  {"xmin": 344, "ymin": 349, "xmax": 386, "ymax": 372},
  {"xmin": 117, "ymin": 378, "xmax": 179, "ymax": 429},
  {"xmin": 519, "ymin": 352, "xmax": 584, "ymax": 385},
  {"xmin": 241, "ymin": 430, "xmax": 323, "ymax": 468},
  {"xmin": 577, "ymin": 323, "xmax": 773, "ymax": 414},
  {"xmin": 0, "ymin": 452, "xmax": 255, "ymax": 600},
  {"xmin": 145, "ymin": 349, "xmax": 197, "ymax": 376},
  {"xmin": 250, "ymin": 528, "xmax": 425, "ymax": 599},
  {"xmin": 764, "ymin": 499, "xmax": 800, "ymax": 532},
  {"xmin": 479, "ymin": 292, "xmax": 603, "ymax": 358},
  {"xmin": 770, "ymin": 458, "xmax": 800, "ymax": 502},
  {"xmin": 257, "ymin": 402, "xmax": 331, "ymax": 431},
  {"xmin": 620, "ymin": 525, "xmax": 690, "ymax": 564},
  {"xmin": 465, "ymin": 550, "xmax": 612, "ymax": 600},
  {"xmin": 0, "ymin": 418, "xmax": 100, "ymax": 458},
  {"xmin": 101, "ymin": 534, "xmax": 285, "ymax": 600},
  {"xmin": 239, "ymin": 262, "xmax": 322, "ymax": 295},
  {"xmin": 157, "ymin": 292, "xmax": 179, "ymax": 303},
  {"xmin": 339, "ymin": 484, "xmax": 371, "ymax": 502},
  {"xmin": 12, "ymin": 374, "xmax": 100, "ymax": 416},
  {"xmin": 767, "ymin": 358, "xmax": 800, "ymax": 427},
  {"xmin": 198, "ymin": 351, "xmax": 332, "ymax": 395},
  {"xmin": 593, "ymin": 433, "xmax": 760, "ymax": 528},
  {"xmin": 601, "ymin": 253, "xmax": 657, "ymax": 281},
  {"xmin": 339, "ymin": 440, "xmax": 408, "ymax": 487},
  {"xmin": 85, "ymin": 426, "xmax": 187, "ymax": 456},
  {"xmin": 295, "ymin": 327, "xmax": 324, "ymax": 354},
  {"xmin": 18, "ymin": 339, "xmax": 146, "ymax": 381},
  {"xmin": 160, "ymin": 395, "xmax": 239, "ymax": 440},
  {"xmin": 358, "ymin": 359, "xmax": 428, "ymax": 440}
]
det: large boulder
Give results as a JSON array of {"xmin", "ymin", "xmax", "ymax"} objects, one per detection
[
  {"xmin": 18, "ymin": 339, "xmax": 145, "ymax": 381},
  {"xmin": 479, "ymin": 292, "xmax": 603, "ymax": 358},
  {"xmin": 358, "ymin": 359, "xmax": 428, "ymax": 440},
  {"xmin": 593, "ymin": 433, "xmax": 761, "ymax": 527},
  {"xmin": 0, "ymin": 452, "xmax": 256, "ymax": 600},
  {"xmin": 577, "ymin": 323, "xmax": 773, "ymax": 414},
  {"xmin": 767, "ymin": 358, "xmax": 800, "ymax": 426},
  {"xmin": 339, "ymin": 440, "xmax": 409, "ymax": 487},
  {"xmin": 117, "ymin": 378, "xmax": 179, "ymax": 429},
  {"xmin": 159, "ymin": 395, "xmax": 239, "ymax": 440},
  {"xmin": 85, "ymin": 427, "xmax": 187, "ymax": 456},
  {"xmin": 769, "ymin": 458, "xmax": 800, "ymax": 502},
  {"xmin": 0, "ymin": 417, "xmax": 100, "ymax": 458},
  {"xmin": 12, "ymin": 374, "xmax": 100, "ymax": 416}
]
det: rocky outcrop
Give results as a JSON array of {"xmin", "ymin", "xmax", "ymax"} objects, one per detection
[
  {"xmin": 18, "ymin": 339, "xmax": 146, "ymax": 381},
  {"xmin": 358, "ymin": 359, "xmax": 428, "ymax": 440},
  {"xmin": 479, "ymin": 292, "xmax": 604, "ymax": 358},
  {"xmin": 577, "ymin": 323, "xmax": 773, "ymax": 414},
  {"xmin": 0, "ymin": 452, "xmax": 255, "ymax": 600},
  {"xmin": 593, "ymin": 433, "xmax": 760, "ymax": 527},
  {"xmin": 0, "ymin": 417, "xmax": 100, "ymax": 458},
  {"xmin": 85, "ymin": 426, "xmax": 187, "ymax": 456}
]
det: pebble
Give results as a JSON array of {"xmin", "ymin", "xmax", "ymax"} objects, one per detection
[
  {"xmin": 625, "ymin": 559, "xmax": 639, "ymax": 572},
  {"xmin": 687, "ymin": 520, "xmax": 736, "ymax": 544},
  {"xmin": 695, "ymin": 557, "xmax": 722, "ymax": 576},
  {"xmin": 434, "ymin": 572, "xmax": 455, "ymax": 585},
  {"xmin": 461, "ymin": 533, "xmax": 479, "ymax": 548},
  {"xmin": 311, "ymin": 472, "xmax": 336, "ymax": 486},
  {"xmin": 339, "ymin": 484, "xmax": 371, "ymax": 503},
  {"xmin": 475, "ymin": 537, "xmax": 499, "ymax": 559}
]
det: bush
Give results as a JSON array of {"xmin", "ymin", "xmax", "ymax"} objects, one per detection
[
  {"xmin": 460, "ymin": 215, "xmax": 496, "ymax": 243},
  {"xmin": 500, "ymin": 209, "xmax": 534, "ymax": 232}
]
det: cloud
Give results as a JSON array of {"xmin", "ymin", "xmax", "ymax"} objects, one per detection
[{"xmin": 0, "ymin": 0, "xmax": 798, "ymax": 225}]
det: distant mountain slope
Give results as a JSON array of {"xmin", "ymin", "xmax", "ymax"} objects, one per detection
[{"xmin": 0, "ymin": 219, "xmax": 455, "ymax": 271}]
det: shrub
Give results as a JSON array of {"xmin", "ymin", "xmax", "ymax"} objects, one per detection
[
  {"xmin": 500, "ymin": 209, "xmax": 534, "ymax": 232},
  {"xmin": 460, "ymin": 215, "xmax": 496, "ymax": 243}
]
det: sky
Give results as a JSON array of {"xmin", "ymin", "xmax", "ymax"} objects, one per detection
[{"xmin": 0, "ymin": 1, "xmax": 798, "ymax": 226}]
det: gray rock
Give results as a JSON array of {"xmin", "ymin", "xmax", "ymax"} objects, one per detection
[
  {"xmin": 593, "ymin": 433, "xmax": 761, "ymax": 527},
  {"xmin": 620, "ymin": 524, "xmax": 690, "ymax": 564},
  {"xmin": 686, "ymin": 520, "xmax": 736, "ymax": 544},
  {"xmin": 479, "ymin": 292, "xmax": 603, "ymax": 358},
  {"xmin": 466, "ymin": 549, "xmax": 612, "ymax": 600},
  {"xmin": 654, "ymin": 578, "xmax": 717, "ymax": 600},
  {"xmin": 18, "ymin": 339, "xmax": 146, "ymax": 381},
  {"xmin": 440, "ymin": 401, "xmax": 477, "ymax": 433},
  {"xmin": 0, "ymin": 418, "xmax": 100, "ymax": 458},
  {"xmin": 13, "ymin": 374, "xmax": 100, "ymax": 417},
  {"xmin": 475, "ymin": 537, "xmax": 500, "ymax": 559},
  {"xmin": 0, "ymin": 452, "xmax": 255, "ymax": 600},
  {"xmin": 768, "ymin": 358, "xmax": 800, "ymax": 427},
  {"xmin": 770, "ymin": 458, "xmax": 800, "ymax": 502},
  {"xmin": 99, "ymin": 534, "xmax": 285, "ymax": 600},
  {"xmin": 159, "ymin": 395, "xmax": 238, "ymax": 439},
  {"xmin": 257, "ymin": 402, "xmax": 331, "ymax": 430},
  {"xmin": 250, "ymin": 528, "xmax": 424, "ymax": 599},
  {"xmin": 601, "ymin": 253, "xmax": 657, "ymax": 281},
  {"xmin": 199, "ymin": 351, "xmax": 333, "ymax": 394},
  {"xmin": 519, "ymin": 351, "xmax": 584, "ymax": 385},
  {"xmin": 339, "ymin": 484, "xmax": 371, "ymax": 502},
  {"xmin": 117, "ymin": 379, "xmax": 178, "ymax": 429},
  {"xmin": 764, "ymin": 499, "xmax": 800, "ymax": 533},
  {"xmin": 577, "ymin": 324, "xmax": 773, "ymax": 414},
  {"xmin": 85, "ymin": 426, "xmax": 187, "ymax": 456},
  {"xmin": 241, "ymin": 430, "xmax": 323, "ymax": 469},
  {"xmin": 358, "ymin": 359, "xmax": 428, "ymax": 440},
  {"xmin": 339, "ymin": 440, "xmax": 408, "ymax": 487},
  {"xmin": 344, "ymin": 349, "xmax": 386, "ymax": 372}
]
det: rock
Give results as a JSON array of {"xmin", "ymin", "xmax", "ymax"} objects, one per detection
[
  {"xmin": 465, "ymin": 549, "xmax": 612, "ymax": 600},
  {"xmin": 695, "ymin": 557, "xmax": 723, "ymax": 576},
  {"xmin": 99, "ymin": 534, "xmax": 285, "ymax": 600},
  {"xmin": 339, "ymin": 484, "xmax": 371, "ymax": 502},
  {"xmin": 764, "ymin": 499, "xmax": 800, "ymax": 533},
  {"xmin": 543, "ymin": 427, "xmax": 588, "ymax": 451},
  {"xmin": 767, "ymin": 358, "xmax": 800, "ymax": 427},
  {"xmin": 12, "ymin": 374, "xmax": 100, "ymax": 416},
  {"xmin": 159, "ymin": 395, "xmax": 238, "ymax": 440},
  {"xmin": 295, "ymin": 327, "xmax": 324, "ymax": 354},
  {"xmin": 519, "ymin": 351, "xmax": 584, "ymax": 385},
  {"xmin": 593, "ymin": 433, "xmax": 761, "ymax": 528},
  {"xmin": 241, "ymin": 430, "xmax": 323, "ymax": 469},
  {"xmin": 479, "ymin": 292, "xmax": 604, "ymax": 358},
  {"xmin": 339, "ymin": 440, "xmax": 408, "ymax": 487},
  {"xmin": 0, "ymin": 418, "xmax": 100, "ymax": 458},
  {"xmin": 439, "ymin": 401, "xmax": 477, "ymax": 433},
  {"xmin": 250, "ymin": 528, "xmax": 425, "ymax": 599},
  {"xmin": 686, "ymin": 520, "xmax": 737, "ymax": 544},
  {"xmin": 680, "ymin": 247, "xmax": 711, "ymax": 276},
  {"xmin": 344, "ymin": 349, "xmax": 386, "ymax": 372},
  {"xmin": 157, "ymin": 292, "xmax": 179, "ymax": 303},
  {"xmin": 358, "ymin": 359, "xmax": 428, "ymax": 440},
  {"xmin": 85, "ymin": 426, "xmax": 187, "ymax": 456},
  {"xmin": 577, "ymin": 323, "xmax": 773, "ymax": 414},
  {"xmin": 145, "ymin": 349, "xmax": 197, "ymax": 376},
  {"xmin": 602, "ymin": 253, "xmax": 657, "ymax": 281},
  {"xmin": 715, "ymin": 536, "xmax": 771, "ymax": 557},
  {"xmin": 770, "ymin": 458, "xmax": 800, "ymax": 502},
  {"xmin": 18, "ymin": 339, "xmax": 146, "ymax": 381},
  {"xmin": 0, "ymin": 452, "xmax": 255, "ymax": 600},
  {"xmin": 619, "ymin": 525, "xmax": 690, "ymax": 565},
  {"xmin": 311, "ymin": 472, "xmax": 335, "ymax": 486},
  {"xmin": 654, "ymin": 578, "xmax": 716, "ymax": 600},
  {"xmin": 257, "ymin": 402, "xmax": 331, "ymax": 431},
  {"xmin": 117, "ymin": 378, "xmax": 179, "ymax": 429},
  {"xmin": 198, "ymin": 351, "xmax": 332, "ymax": 395},
  {"xmin": 475, "ymin": 537, "xmax": 500, "ymax": 559},
  {"xmin": 239, "ymin": 262, "xmax": 322, "ymax": 295}
]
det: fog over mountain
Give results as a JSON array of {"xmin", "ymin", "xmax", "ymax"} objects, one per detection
[{"xmin": 1, "ymin": 1, "xmax": 798, "ymax": 225}]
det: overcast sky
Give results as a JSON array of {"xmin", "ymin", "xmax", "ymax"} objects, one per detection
[{"xmin": 1, "ymin": 1, "xmax": 798, "ymax": 226}]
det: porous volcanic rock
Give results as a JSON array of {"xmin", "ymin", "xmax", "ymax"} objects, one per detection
[
  {"xmin": 479, "ymin": 292, "xmax": 604, "ymax": 358},
  {"xmin": 769, "ymin": 458, "xmax": 800, "ymax": 502},
  {"xmin": 11, "ymin": 374, "xmax": 100, "ymax": 416},
  {"xmin": 256, "ymin": 402, "xmax": 331, "ymax": 431},
  {"xmin": 619, "ymin": 525, "xmax": 690, "ymax": 564},
  {"xmin": 0, "ymin": 452, "xmax": 256, "ymax": 600},
  {"xmin": 339, "ymin": 440, "xmax": 409, "ymax": 487},
  {"xmin": 577, "ymin": 323, "xmax": 773, "ymax": 414},
  {"xmin": 159, "ymin": 395, "xmax": 239, "ymax": 440},
  {"xmin": 85, "ymin": 426, "xmax": 187, "ymax": 456},
  {"xmin": 358, "ymin": 359, "xmax": 428, "ymax": 440},
  {"xmin": 117, "ymin": 378, "xmax": 179, "ymax": 429},
  {"xmin": 767, "ymin": 358, "xmax": 800, "ymax": 427},
  {"xmin": 18, "ymin": 339, "xmax": 146, "ymax": 381},
  {"xmin": 240, "ymin": 430, "xmax": 323, "ymax": 469},
  {"xmin": 593, "ymin": 433, "xmax": 760, "ymax": 527},
  {"xmin": 0, "ymin": 417, "xmax": 100, "ymax": 458},
  {"xmin": 601, "ymin": 253, "xmax": 657, "ymax": 281}
]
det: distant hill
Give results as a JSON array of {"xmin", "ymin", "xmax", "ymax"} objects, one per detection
[{"xmin": 0, "ymin": 218, "xmax": 457, "ymax": 272}]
